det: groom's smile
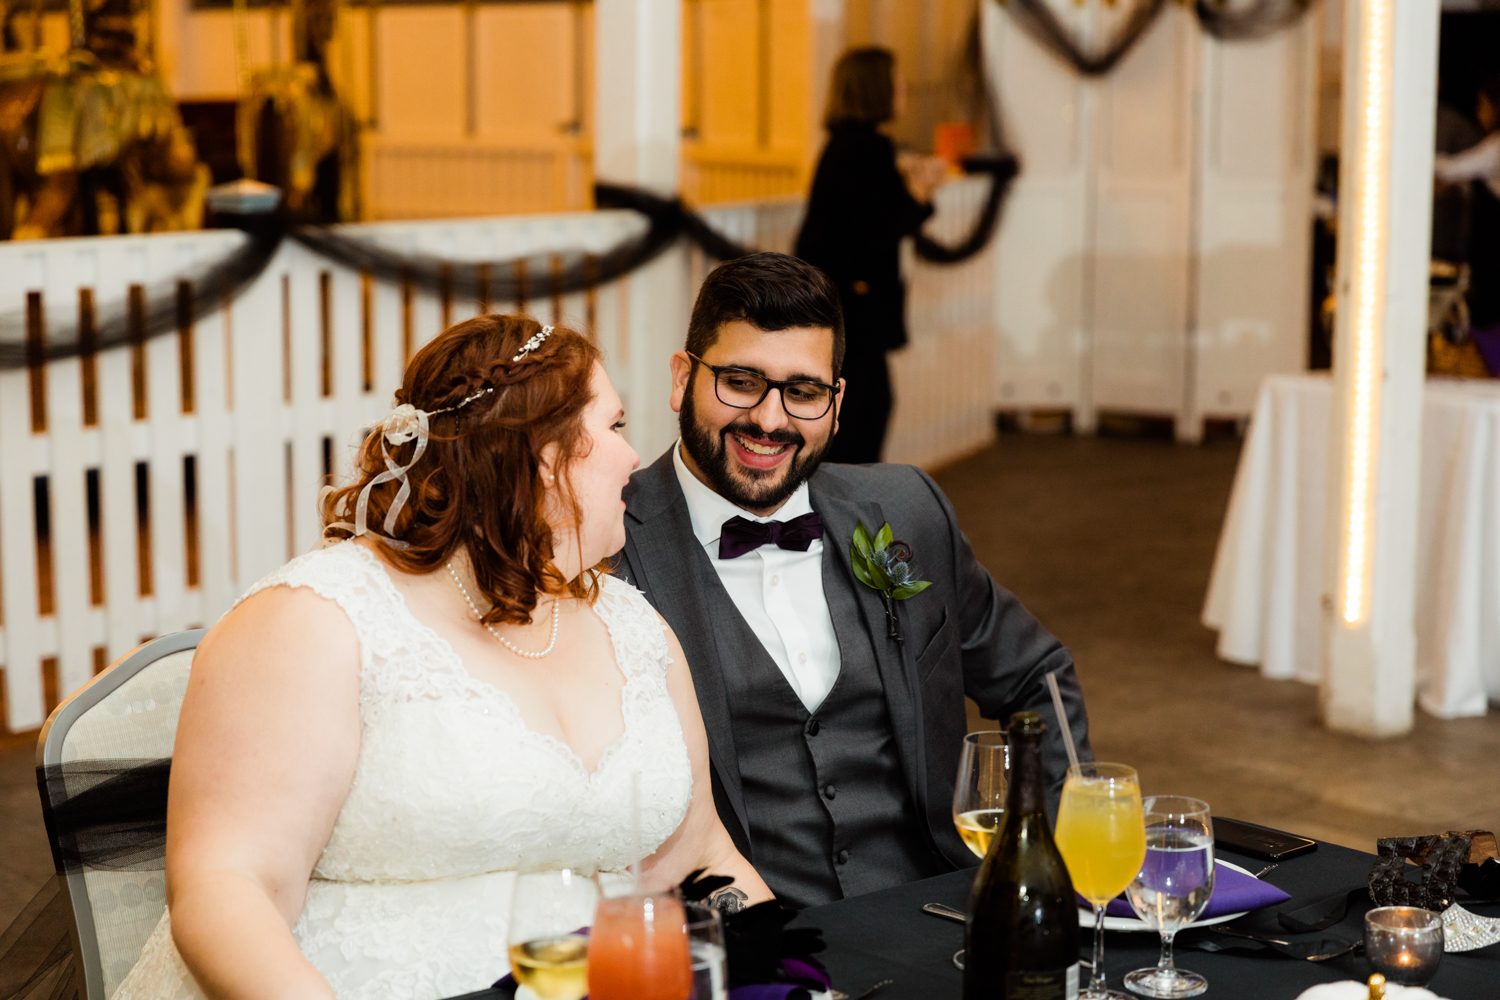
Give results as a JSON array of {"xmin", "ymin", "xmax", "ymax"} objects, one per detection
[{"xmin": 728, "ymin": 429, "xmax": 795, "ymax": 468}]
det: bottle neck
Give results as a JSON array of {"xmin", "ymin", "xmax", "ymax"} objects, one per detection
[{"xmin": 1007, "ymin": 732, "xmax": 1048, "ymax": 816}]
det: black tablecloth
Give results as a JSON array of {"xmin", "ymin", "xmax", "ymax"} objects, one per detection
[
  {"xmin": 444, "ymin": 839, "xmax": 1498, "ymax": 1000},
  {"xmin": 790, "ymin": 840, "xmax": 1499, "ymax": 1000}
]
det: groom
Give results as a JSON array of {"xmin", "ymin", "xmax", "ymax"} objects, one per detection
[{"xmin": 614, "ymin": 253, "xmax": 1093, "ymax": 908}]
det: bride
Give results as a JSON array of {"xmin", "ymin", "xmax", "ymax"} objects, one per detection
[{"xmin": 114, "ymin": 315, "xmax": 772, "ymax": 1000}]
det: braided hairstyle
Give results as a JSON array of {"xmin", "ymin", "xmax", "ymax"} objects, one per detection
[{"xmin": 321, "ymin": 314, "xmax": 604, "ymax": 625}]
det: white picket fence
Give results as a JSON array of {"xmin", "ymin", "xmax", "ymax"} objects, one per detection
[{"xmin": 0, "ymin": 180, "xmax": 997, "ymax": 732}]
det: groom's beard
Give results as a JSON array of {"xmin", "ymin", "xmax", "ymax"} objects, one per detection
[{"xmin": 680, "ymin": 385, "xmax": 832, "ymax": 511}]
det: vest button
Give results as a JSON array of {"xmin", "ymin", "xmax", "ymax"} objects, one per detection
[
  {"xmin": 806, "ymin": 719, "xmax": 820, "ymax": 736},
  {"xmin": 837, "ymin": 850, "xmax": 850, "ymax": 865},
  {"xmin": 823, "ymin": 784, "xmax": 837, "ymax": 800}
]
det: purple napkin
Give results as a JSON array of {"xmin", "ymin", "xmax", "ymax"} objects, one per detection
[
  {"xmin": 728, "ymin": 957, "xmax": 833, "ymax": 1000},
  {"xmin": 1083, "ymin": 863, "xmax": 1290, "ymax": 920}
]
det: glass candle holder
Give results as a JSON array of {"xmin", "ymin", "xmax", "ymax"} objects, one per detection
[{"xmin": 1364, "ymin": 906, "xmax": 1444, "ymax": 986}]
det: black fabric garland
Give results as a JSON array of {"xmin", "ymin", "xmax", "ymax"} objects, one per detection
[
  {"xmin": 999, "ymin": 0, "xmax": 1316, "ymax": 78},
  {"xmin": 0, "ymin": 167, "xmax": 1011, "ymax": 372}
]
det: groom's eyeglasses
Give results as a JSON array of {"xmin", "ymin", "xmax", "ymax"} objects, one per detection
[{"xmin": 686, "ymin": 353, "xmax": 840, "ymax": 420}]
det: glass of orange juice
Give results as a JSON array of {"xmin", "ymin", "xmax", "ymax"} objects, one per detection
[
  {"xmin": 586, "ymin": 888, "xmax": 693, "ymax": 1000},
  {"xmin": 1054, "ymin": 762, "xmax": 1146, "ymax": 1000}
]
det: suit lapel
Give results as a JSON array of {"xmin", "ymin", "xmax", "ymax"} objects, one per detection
[
  {"xmin": 810, "ymin": 479, "xmax": 928, "ymax": 817},
  {"xmin": 623, "ymin": 454, "xmax": 751, "ymax": 842}
]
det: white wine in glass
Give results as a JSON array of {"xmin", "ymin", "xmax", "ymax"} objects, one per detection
[
  {"xmin": 953, "ymin": 731, "xmax": 1008, "ymax": 859},
  {"xmin": 509, "ymin": 935, "xmax": 589, "ymax": 1000},
  {"xmin": 508, "ymin": 869, "xmax": 598, "ymax": 1000}
]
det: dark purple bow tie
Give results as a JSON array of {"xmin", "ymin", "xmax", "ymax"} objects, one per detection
[{"xmin": 718, "ymin": 512, "xmax": 826, "ymax": 559}]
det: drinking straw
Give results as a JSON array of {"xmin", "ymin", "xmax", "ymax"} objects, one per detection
[{"xmin": 1045, "ymin": 671, "xmax": 1082, "ymax": 779}]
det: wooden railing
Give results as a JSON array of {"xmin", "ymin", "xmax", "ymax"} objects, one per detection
[{"xmin": 0, "ymin": 183, "xmax": 998, "ymax": 732}]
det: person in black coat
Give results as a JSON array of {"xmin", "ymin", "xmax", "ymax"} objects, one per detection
[{"xmin": 795, "ymin": 47, "xmax": 948, "ymax": 464}]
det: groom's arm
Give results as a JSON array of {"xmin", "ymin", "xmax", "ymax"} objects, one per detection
[{"xmin": 913, "ymin": 469, "xmax": 1094, "ymax": 812}]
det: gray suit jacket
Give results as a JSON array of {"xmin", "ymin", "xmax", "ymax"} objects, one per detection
[{"xmin": 613, "ymin": 449, "xmax": 1093, "ymax": 871}]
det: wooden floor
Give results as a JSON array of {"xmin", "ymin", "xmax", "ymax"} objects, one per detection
[{"xmin": 3, "ymin": 430, "xmax": 1498, "ymax": 931}]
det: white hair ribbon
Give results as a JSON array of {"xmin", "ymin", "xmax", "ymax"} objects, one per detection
[{"xmin": 323, "ymin": 385, "xmax": 496, "ymax": 548}]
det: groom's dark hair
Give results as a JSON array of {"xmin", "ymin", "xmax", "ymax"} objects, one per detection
[{"xmin": 686, "ymin": 252, "xmax": 846, "ymax": 379}]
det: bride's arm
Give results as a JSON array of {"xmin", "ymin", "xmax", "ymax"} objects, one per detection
[
  {"xmin": 165, "ymin": 586, "xmax": 362, "ymax": 1000},
  {"xmin": 639, "ymin": 623, "xmax": 774, "ymax": 909}
]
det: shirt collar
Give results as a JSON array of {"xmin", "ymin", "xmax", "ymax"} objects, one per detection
[{"xmin": 672, "ymin": 440, "xmax": 814, "ymax": 548}]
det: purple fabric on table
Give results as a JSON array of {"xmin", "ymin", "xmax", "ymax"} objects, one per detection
[
  {"xmin": 728, "ymin": 957, "xmax": 832, "ymax": 1000},
  {"xmin": 1469, "ymin": 323, "xmax": 1500, "ymax": 375},
  {"xmin": 1080, "ymin": 863, "xmax": 1290, "ymax": 919}
]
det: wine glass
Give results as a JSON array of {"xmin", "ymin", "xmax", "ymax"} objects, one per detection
[
  {"xmin": 508, "ymin": 868, "xmax": 598, "ymax": 1000},
  {"xmin": 1054, "ymin": 763, "xmax": 1147, "ymax": 1000},
  {"xmin": 588, "ymin": 887, "xmax": 693, "ymax": 1000},
  {"xmin": 953, "ymin": 730, "xmax": 1008, "ymax": 859},
  {"xmin": 684, "ymin": 900, "xmax": 727, "ymax": 1000},
  {"xmin": 1122, "ymin": 796, "xmax": 1214, "ymax": 998},
  {"xmin": 950, "ymin": 730, "xmax": 1008, "ymax": 971}
]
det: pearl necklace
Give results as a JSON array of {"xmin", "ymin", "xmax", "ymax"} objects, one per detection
[{"xmin": 445, "ymin": 562, "xmax": 560, "ymax": 659}]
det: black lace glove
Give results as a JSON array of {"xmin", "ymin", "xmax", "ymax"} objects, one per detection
[{"xmin": 676, "ymin": 871, "xmax": 826, "ymax": 990}]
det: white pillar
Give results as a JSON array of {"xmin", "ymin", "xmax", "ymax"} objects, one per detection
[
  {"xmin": 1320, "ymin": 0, "xmax": 1439, "ymax": 737},
  {"xmin": 593, "ymin": 0, "xmax": 686, "ymax": 459},
  {"xmin": 594, "ymin": 0, "xmax": 682, "ymax": 197},
  {"xmin": 809, "ymin": 0, "xmax": 846, "ymax": 157}
]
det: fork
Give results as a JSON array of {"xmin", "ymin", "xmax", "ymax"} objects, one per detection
[{"xmin": 1211, "ymin": 925, "xmax": 1361, "ymax": 962}]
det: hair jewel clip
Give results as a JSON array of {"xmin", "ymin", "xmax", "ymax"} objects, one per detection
[{"xmin": 512, "ymin": 325, "xmax": 554, "ymax": 362}]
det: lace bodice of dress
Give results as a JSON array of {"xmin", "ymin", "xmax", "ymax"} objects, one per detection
[
  {"xmin": 241, "ymin": 541, "xmax": 693, "ymax": 881},
  {"xmin": 112, "ymin": 542, "xmax": 693, "ymax": 1000}
]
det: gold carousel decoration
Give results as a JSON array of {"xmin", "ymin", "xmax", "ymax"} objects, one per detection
[
  {"xmin": 0, "ymin": 0, "xmax": 209, "ymax": 238},
  {"xmin": 235, "ymin": 0, "xmax": 359, "ymax": 223}
]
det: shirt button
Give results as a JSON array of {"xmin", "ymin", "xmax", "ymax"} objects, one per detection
[
  {"xmin": 771, "ymin": 575, "xmax": 780, "ymax": 586},
  {"xmin": 798, "ymin": 652, "xmax": 808, "ymax": 664},
  {"xmin": 823, "ymin": 784, "xmax": 837, "ymax": 800},
  {"xmin": 837, "ymin": 850, "xmax": 850, "ymax": 865},
  {"xmin": 806, "ymin": 719, "xmax": 820, "ymax": 736}
]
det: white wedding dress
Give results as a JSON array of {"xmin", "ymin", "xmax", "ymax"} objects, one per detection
[{"xmin": 113, "ymin": 541, "xmax": 694, "ymax": 1000}]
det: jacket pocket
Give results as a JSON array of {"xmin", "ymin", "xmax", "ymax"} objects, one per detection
[{"xmin": 914, "ymin": 609, "xmax": 955, "ymax": 683}]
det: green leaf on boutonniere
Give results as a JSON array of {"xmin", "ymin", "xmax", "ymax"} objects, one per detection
[
  {"xmin": 875, "ymin": 522, "xmax": 893, "ymax": 551},
  {"xmin": 890, "ymin": 581, "xmax": 931, "ymax": 601},
  {"xmin": 852, "ymin": 521, "xmax": 876, "ymax": 560},
  {"xmin": 849, "ymin": 542, "xmax": 879, "ymax": 591}
]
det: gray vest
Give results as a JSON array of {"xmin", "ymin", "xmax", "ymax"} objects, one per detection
[{"xmin": 715, "ymin": 573, "xmax": 943, "ymax": 908}]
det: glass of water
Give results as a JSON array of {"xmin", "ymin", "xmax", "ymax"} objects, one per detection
[
  {"xmin": 1123, "ymin": 796, "xmax": 1214, "ymax": 998},
  {"xmin": 685, "ymin": 901, "xmax": 727, "ymax": 1000}
]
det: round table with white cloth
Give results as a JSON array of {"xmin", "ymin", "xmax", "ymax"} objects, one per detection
[{"xmin": 1203, "ymin": 373, "xmax": 1500, "ymax": 717}]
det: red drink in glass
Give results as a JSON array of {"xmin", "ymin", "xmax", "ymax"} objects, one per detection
[{"xmin": 586, "ymin": 891, "xmax": 692, "ymax": 1000}]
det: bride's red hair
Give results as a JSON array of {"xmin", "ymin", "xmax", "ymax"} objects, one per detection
[{"xmin": 321, "ymin": 314, "xmax": 604, "ymax": 626}]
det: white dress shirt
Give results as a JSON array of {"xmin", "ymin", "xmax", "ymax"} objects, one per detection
[{"xmin": 672, "ymin": 442, "xmax": 842, "ymax": 713}]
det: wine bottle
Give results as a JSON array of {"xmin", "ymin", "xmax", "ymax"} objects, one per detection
[{"xmin": 964, "ymin": 711, "xmax": 1080, "ymax": 1000}]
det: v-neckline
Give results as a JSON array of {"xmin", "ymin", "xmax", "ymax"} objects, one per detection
[{"xmin": 349, "ymin": 544, "xmax": 635, "ymax": 779}]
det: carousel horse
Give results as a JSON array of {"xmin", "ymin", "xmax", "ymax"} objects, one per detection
[
  {"xmin": 237, "ymin": 0, "xmax": 359, "ymax": 223},
  {"xmin": 0, "ymin": 0, "xmax": 209, "ymax": 240}
]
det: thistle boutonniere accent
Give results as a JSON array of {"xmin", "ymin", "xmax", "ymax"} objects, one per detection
[{"xmin": 850, "ymin": 520, "xmax": 931, "ymax": 644}]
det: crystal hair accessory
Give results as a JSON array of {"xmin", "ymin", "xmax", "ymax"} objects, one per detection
[
  {"xmin": 512, "ymin": 325, "xmax": 554, "ymax": 362},
  {"xmin": 322, "ymin": 385, "xmax": 494, "ymax": 548}
]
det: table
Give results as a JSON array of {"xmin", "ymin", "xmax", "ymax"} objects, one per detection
[
  {"xmin": 790, "ymin": 840, "xmax": 1498, "ymax": 1000},
  {"xmin": 1203, "ymin": 373, "xmax": 1500, "ymax": 718},
  {"xmin": 446, "ymin": 839, "xmax": 1498, "ymax": 1000}
]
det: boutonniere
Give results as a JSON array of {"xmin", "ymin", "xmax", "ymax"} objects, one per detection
[{"xmin": 850, "ymin": 520, "xmax": 931, "ymax": 644}]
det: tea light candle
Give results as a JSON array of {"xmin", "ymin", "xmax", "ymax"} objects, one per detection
[{"xmin": 1364, "ymin": 906, "xmax": 1444, "ymax": 987}]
